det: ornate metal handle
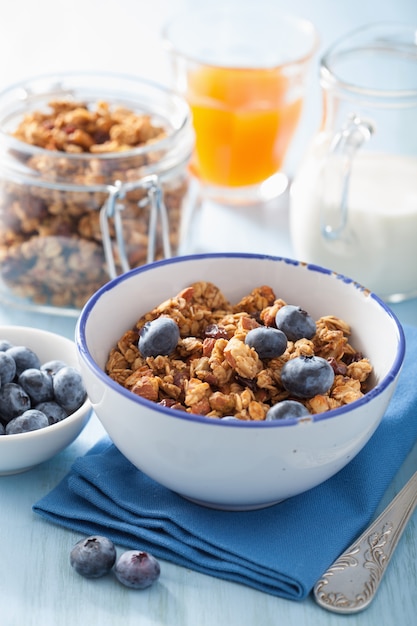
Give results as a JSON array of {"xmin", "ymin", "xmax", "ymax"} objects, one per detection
[{"xmin": 314, "ymin": 469, "xmax": 417, "ymax": 614}]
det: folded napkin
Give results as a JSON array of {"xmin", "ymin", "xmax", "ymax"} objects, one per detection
[{"xmin": 34, "ymin": 324, "xmax": 417, "ymax": 601}]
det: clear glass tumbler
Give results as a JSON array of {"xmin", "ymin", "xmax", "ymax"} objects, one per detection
[{"xmin": 163, "ymin": 5, "xmax": 318, "ymax": 206}]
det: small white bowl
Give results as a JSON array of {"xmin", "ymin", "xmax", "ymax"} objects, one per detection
[
  {"xmin": 76, "ymin": 253, "xmax": 405, "ymax": 510},
  {"xmin": 0, "ymin": 326, "xmax": 92, "ymax": 475}
]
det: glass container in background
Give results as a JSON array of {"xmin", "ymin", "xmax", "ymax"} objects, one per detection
[
  {"xmin": 0, "ymin": 72, "xmax": 195, "ymax": 315},
  {"xmin": 290, "ymin": 23, "xmax": 417, "ymax": 302},
  {"xmin": 163, "ymin": 5, "xmax": 318, "ymax": 206}
]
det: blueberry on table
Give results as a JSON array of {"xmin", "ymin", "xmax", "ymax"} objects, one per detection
[
  {"xmin": 281, "ymin": 355, "xmax": 335, "ymax": 398},
  {"xmin": 18, "ymin": 368, "xmax": 54, "ymax": 404},
  {"xmin": 0, "ymin": 351, "xmax": 17, "ymax": 385},
  {"xmin": 114, "ymin": 550, "xmax": 161, "ymax": 589},
  {"xmin": 5, "ymin": 409, "xmax": 49, "ymax": 434},
  {"xmin": 245, "ymin": 326, "xmax": 287, "ymax": 360},
  {"xmin": 5, "ymin": 345, "xmax": 41, "ymax": 376},
  {"xmin": 53, "ymin": 366, "xmax": 87, "ymax": 413},
  {"xmin": 266, "ymin": 400, "xmax": 310, "ymax": 421},
  {"xmin": 138, "ymin": 317, "xmax": 180, "ymax": 358},
  {"xmin": 0, "ymin": 382, "xmax": 31, "ymax": 423},
  {"xmin": 275, "ymin": 305, "xmax": 316, "ymax": 342},
  {"xmin": 70, "ymin": 536, "xmax": 117, "ymax": 579}
]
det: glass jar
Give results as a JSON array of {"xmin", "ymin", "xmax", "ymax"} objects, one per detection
[
  {"xmin": 0, "ymin": 72, "xmax": 195, "ymax": 315},
  {"xmin": 290, "ymin": 24, "xmax": 417, "ymax": 302}
]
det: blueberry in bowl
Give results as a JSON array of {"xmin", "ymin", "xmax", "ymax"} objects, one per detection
[{"xmin": 0, "ymin": 326, "xmax": 91, "ymax": 475}]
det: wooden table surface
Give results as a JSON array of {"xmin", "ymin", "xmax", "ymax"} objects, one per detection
[
  {"xmin": 1, "ymin": 299, "xmax": 416, "ymax": 625},
  {"xmin": 1, "ymin": 1, "xmax": 417, "ymax": 624}
]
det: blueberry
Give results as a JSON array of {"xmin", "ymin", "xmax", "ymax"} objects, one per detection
[
  {"xmin": 53, "ymin": 366, "xmax": 87, "ymax": 413},
  {"xmin": 0, "ymin": 339, "xmax": 13, "ymax": 352},
  {"xmin": 114, "ymin": 550, "xmax": 160, "ymax": 589},
  {"xmin": 35, "ymin": 400, "xmax": 68, "ymax": 425},
  {"xmin": 18, "ymin": 368, "xmax": 54, "ymax": 404},
  {"xmin": 41, "ymin": 359, "xmax": 67, "ymax": 376},
  {"xmin": 281, "ymin": 355, "xmax": 335, "ymax": 398},
  {"xmin": 138, "ymin": 317, "xmax": 180, "ymax": 358},
  {"xmin": 70, "ymin": 535, "xmax": 116, "ymax": 579},
  {"xmin": 6, "ymin": 345, "xmax": 41, "ymax": 377},
  {"xmin": 275, "ymin": 305, "xmax": 316, "ymax": 342},
  {"xmin": 0, "ymin": 422, "xmax": 5, "ymax": 435},
  {"xmin": 0, "ymin": 351, "xmax": 17, "ymax": 385},
  {"xmin": 5, "ymin": 409, "xmax": 49, "ymax": 434},
  {"xmin": 245, "ymin": 326, "xmax": 287, "ymax": 360},
  {"xmin": 266, "ymin": 400, "xmax": 310, "ymax": 421},
  {"xmin": 0, "ymin": 382, "xmax": 31, "ymax": 423}
]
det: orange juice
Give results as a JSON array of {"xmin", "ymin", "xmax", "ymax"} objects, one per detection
[{"xmin": 187, "ymin": 66, "xmax": 303, "ymax": 187}]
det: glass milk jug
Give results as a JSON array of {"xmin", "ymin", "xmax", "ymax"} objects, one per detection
[{"xmin": 290, "ymin": 23, "xmax": 417, "ymax": 302}]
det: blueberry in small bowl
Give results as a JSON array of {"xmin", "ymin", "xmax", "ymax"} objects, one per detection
[{"xmin": 0, "ymin": 326, "xmax": 91, "ymax": 475}]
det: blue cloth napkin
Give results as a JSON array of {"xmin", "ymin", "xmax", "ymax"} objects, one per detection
[{"xmin": 33, "ymin": 325, "xmax": 417, "ymax": 601}]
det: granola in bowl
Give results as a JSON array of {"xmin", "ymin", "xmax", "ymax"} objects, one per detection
[
  {"xmin": 105, "ymin": 281, "xmax": 373, "ymax": 421},
  {"xmin": 76, "ymin": 253, "xmax": 403, "ymax": 508}
]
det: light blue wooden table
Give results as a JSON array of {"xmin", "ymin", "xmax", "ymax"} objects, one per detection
[
  {"xmin": 2, "ymin": 208, "xmax": 417, "ymax": 626},
  {"xmin": 1, "ymin": 1, "xmax": 417, "ymax": 624}
]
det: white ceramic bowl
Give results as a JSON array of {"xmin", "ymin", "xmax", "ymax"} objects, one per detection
[
  {"xmin": 0, "ymin": 326, "xmax": 92, "ymax": 475},
  {"xmin": 76, "ymin": 253, "xmax": 405, "ymax": 510}
]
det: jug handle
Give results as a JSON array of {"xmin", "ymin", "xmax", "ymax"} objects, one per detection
[{"xmin": 321, "ymin": 115, "xmax": 374, "ymax": 240}]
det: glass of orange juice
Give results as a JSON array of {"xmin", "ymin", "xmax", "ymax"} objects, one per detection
[{"xmin": 163, "ymin": 5, "xmax": 318, "ymax": 206}]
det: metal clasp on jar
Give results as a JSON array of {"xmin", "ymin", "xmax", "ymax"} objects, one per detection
[{"xmin": 99, "ymin": 175, "xmax": 172, "ymax": 279}]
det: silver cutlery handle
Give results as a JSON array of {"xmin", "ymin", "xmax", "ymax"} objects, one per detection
[{"xmin": 314, "ymin": 470, "xmax": 417, "ymax": 614}]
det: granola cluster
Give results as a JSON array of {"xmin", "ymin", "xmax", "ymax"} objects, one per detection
[
  {"xmin": 0, "ymin": 100, "xmax": 188, "ymax": 309},
  {"xmin": 105, "ymin": 281, "xmax": 373, "ymax": 421}
]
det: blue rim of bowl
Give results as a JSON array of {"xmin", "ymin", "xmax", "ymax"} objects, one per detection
[{"xmin": 76, "ymin": 252, "xmax": 406, "ymax": 428}]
